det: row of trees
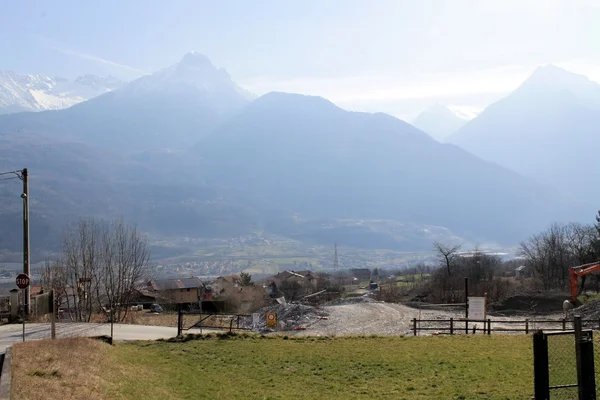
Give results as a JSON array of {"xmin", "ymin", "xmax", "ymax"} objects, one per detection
[
  {"xmin": 41, "ymin": 217, "xmax": 151, "ymax": 322},
  {"xmin": 518, "ymin": 213, "xmax": 600, "ymax": 291},
  {"xmin": 428, "ymin": 242, "xmax": 511, "ymax": 303},
  {"xmin": 423, "ymin": 212, "xmax": 600, "ymax": 302}
]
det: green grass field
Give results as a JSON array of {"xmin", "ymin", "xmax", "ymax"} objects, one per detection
[{"xmin": 13, "ymin": 334, "xmax": 535, "ymax": 400}]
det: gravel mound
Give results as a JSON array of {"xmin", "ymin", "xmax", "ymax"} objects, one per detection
[
  {"xmin": 490, "ymin": 293, "xmax": 569, "ymax": 315},
  {"xmin": 326, "ymin": 296, "xmax": 377, "ymax": 306},
  {"xmin": 573, "ymin": 300, "xmax": 600, "ymax": 319}
]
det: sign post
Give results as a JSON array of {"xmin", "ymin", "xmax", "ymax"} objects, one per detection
[
  {"xmin": 50, "ymin": 289, "xmax": 56, "ymax": 340},
  {"xmin": 468, "ymin": 296, "xmax": 487, "ymax": 322},
  {"xmin": 16, "ymin": 273, "xmax": 30, "ymax": 342}
]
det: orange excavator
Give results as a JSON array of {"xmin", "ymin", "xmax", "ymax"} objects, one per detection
[{"xmin": 568, "ymin": 261, "xmax": 600, "ymax": 307}]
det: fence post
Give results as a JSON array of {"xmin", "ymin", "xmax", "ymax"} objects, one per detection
[
  {"xmin": 574, "ymin": 315, "xmax": 596, "ymax": 400},
  {"xmin": 562, "ymin": 318, "xmax": 566, "ymax": 331},
  {"xmin": 525, "ymin": 319, "xmax": 529, "ymax": 335},
  {"xmin": 413, "ymin": 318, "xmax": 417, "ymax": 336},
  {"xmin": 450, "ymin": 318, "xmax": 453, "ymax": 335},
  {"xmin": 487, "ymin": 318, "xmax": 491, "ymax": 335},
  {"xmin": 177, "ymin": 303, "xmax": 183, "ymax": 337},
  {"xmin": 533, "ymin": 330, "xmax": 550, "ymax": 400},
  {"xmin": 465, "ymin": 277, "xmax": 469, "ymax": 335}
]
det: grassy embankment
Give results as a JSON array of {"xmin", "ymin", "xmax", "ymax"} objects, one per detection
[{"xmin": 12, "ymin": 334, "xmax": 534, "ymax": 400}]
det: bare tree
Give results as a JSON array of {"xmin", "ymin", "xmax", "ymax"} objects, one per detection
[
  {"xmin": 520, "ymin": 221, "xmax": 600, "ymax": 292},
  {"xmin": 48, "ymin": 216, "xmax": 151, "ymax": 323},
  {"xmin": 565, "ymin": 222, "xmax": 597, "ymax": 265},
  {"xmin": 61, "ymin": 218, "xmax": 103, "ymax": 322},
  {"xmin": 40, "ymin": 258, "xmax": 68, "ymax": 312},
  {"xmin": 433, "ymin": 242, "xmax": 462, "ymax": 275},
  {"xmin": 97, "ymin": 217, "xmax": 150, "ymax": 322}
]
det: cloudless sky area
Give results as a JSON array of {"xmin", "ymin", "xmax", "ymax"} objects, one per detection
[{"xmin": 2, "ymin": 0, "xmax": 600, "ymax": 120}]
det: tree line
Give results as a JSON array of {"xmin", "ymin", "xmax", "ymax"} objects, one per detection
[
  {"xmin": 425, "ymin": 211, "xmax": 600, "ymax": 303},
  {"xmin": 41, "ymin": 217, "xmax": 151, "ymax": 322},
  {"xmin": 518, "ymin": 212, "xmax": 600, "ymax": 292}
]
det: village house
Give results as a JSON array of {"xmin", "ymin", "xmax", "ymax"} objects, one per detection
[
  {"xmin": 209, "ymin": 274, "xmax": 273, "ymax": 313},
  {"xmin": 147, "ymin": 277, "xmax": 206, "ymax": 305},
  {"xmin": 211, "ymin": 274, "xmax": 242, "ymax": 295},
  {"xmin": 266, "ymin": 270, "xmax": 323, "ymax": 300}
]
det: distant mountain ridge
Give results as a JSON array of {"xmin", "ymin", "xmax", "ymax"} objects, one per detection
[
  {"xmin": 197, "ymin": 91, "xmax": 581, "ymax": 243},
  {"xmin": 0, "ymin": 56, "xmax": 592, "ymax": 261},
  {"xmin": 0, "ymin": 70, "xmax": 122, "ymax": 114},
  {"xmin": 0, "ymin": 52, "xmax": 254, "ymax": 151},
  {"xmin": 413, "ymin": 103, "xmax": 468, "ymax": 141},
  {"xmin": 447, "ymin": 64, "xmax": 600, "ymax": 202}
]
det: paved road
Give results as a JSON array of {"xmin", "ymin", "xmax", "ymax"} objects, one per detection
[{"xmin": 0, "ymin": 323, "xmax": 224, "ymax": 352}]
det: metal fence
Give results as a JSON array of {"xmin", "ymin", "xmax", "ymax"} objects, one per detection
[
  {"xmin": 533, "ymin": 317, "xmax": 597, "ymax": 399},
  {"xmin": 184, "ymin": 311, "xmax": 252, "ymax": 333}
]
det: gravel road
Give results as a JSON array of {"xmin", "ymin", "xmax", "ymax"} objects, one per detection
[
  {"xmin": 0, "ymin": 323, "xmax": 225, "ymax": 353},
  {"xmin": 291, "ymin": 301, "xmax": 567, "ymax": 337},
  {"xmin": 292, "ymin": 302, "xmax": 433, "ymax": 336}
]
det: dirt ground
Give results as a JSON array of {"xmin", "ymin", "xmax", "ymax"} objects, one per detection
[{"xmin": 289, "ymin": 300, "xmax": 567, "ymax": 337}]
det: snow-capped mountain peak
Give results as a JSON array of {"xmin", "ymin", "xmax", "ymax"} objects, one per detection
[
  {"xmin": 0, "ymin": 70, "xmax": 123, "ymax": 114},
  {"xmin": 119, "ymin": 51, "xmax": 255, "ymax": 104}
]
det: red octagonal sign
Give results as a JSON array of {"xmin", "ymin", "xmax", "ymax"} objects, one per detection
[{"xmin": 16, "ymin": 273, "xmax": 30, "ymax": 289}]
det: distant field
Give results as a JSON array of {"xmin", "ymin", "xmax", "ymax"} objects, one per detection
[{"xmin": 12, "ymin": 334, "xmax": 534, "ymax": 400}]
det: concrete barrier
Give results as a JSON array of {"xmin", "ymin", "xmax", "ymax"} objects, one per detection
[{"xmin": 0, "ymin": 347, "xmax": 11, "ymax": 400}]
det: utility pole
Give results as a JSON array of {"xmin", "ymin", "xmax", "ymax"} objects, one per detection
[
  {"xmin": 20, "ymin": 168, "xmax": 30, "ymax": 316},
  {"xmin": 334, "ymin": 243, "xmax": 339, "ymax": 273},
  {"xmin": 334, "ymin": 243, "xmax": 340, "ymax": 287},
  {"xmin": 0, "ymin": 168, "xmax": 29, "ymax": 315}
]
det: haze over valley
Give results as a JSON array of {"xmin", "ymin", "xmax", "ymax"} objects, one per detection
[{"xmin": 1, "ymin": 0, "xmax": 598, "ymax": 277}]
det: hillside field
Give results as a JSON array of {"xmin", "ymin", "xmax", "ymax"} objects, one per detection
[{"xmin": 11, "ymin": 334, "xmax": 534, "ymax": 400}]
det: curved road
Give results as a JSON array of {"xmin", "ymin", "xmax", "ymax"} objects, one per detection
[{"xmin": 0, "ymin": 323, "xmax": 224, "ymax": 352}]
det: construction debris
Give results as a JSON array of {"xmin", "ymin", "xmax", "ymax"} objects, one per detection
[
  {"xmin": 245, "ymin": 302, "xmax": 328, "ymax": 332},
  {"xmin": 573, "ymin": 300, "xmax": 600, "ymax": 319}
]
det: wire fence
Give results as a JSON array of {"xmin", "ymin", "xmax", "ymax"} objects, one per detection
[
  {"xmin": 534, "ymin": 323, "xmax": 600, "ymax": 399},
  {"xmin": 546, "ymin": 332, "xmax": 578, "ymax": 399}
]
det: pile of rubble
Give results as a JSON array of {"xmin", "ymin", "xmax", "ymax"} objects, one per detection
[
  {"xmin": 246, "ymin": 302, "xmax": 328, "ymax": 332},
  {"xmin": 489, "ymin": 292, "xmax": 570, "ymax": 316},
  {"xmin": 574, "ymin": 300, "xmax": 600, "ymax": 319}
]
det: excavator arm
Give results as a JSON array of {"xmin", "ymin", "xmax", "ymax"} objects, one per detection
[{"xmin": 569, "ymin": 261, "xmax": 600, "ymax": 302}]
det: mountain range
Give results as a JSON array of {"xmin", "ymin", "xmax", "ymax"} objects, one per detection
[
  {"xmin": 412, "ymin": 104, "xmax": 469, "ymax": 141},
  {"xmin": 0, "ymin": 71, "xmax": 122, "ymax": 114},
  {"xmin": 447, "ymin": 65, "xmax": 600, "ymax": 200},
  {"xmin": 0, "ymin": 54, "xmax": 594, "ymax": 261}
]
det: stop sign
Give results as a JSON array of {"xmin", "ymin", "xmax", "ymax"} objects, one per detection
[{"xmin": 16, "ymin": 273, "xmax": 30, "ymax": 289}]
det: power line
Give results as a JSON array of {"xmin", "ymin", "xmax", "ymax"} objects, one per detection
[
  {"xmin": 0, "ymin": 170, "xmax": 21, "ymax": 177},
  {"xmin": 0, "ymin": 169, "xmax": 24, "ymax": 182}
]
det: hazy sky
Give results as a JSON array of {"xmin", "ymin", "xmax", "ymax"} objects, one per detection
[{"xmin": 2, "ymin": 0, "xmax": 600, "ymax": 120}]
